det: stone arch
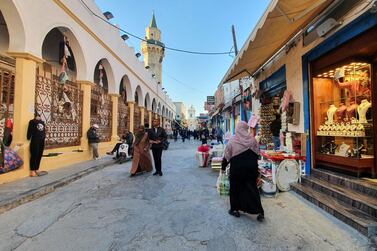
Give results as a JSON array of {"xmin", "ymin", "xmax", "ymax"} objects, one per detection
[
  {"xmin": 0, "ymin": 1, "xmax": 26, "ymax": 52},
  {"xmin": 41, "ymin": 26, "xmax": 86, "ymax": 80},
  {"xmin": 0, "ymin": 10, "xmax": 9, "ymax": 53},
  {"xmin": 152, "ymin": 98, "xmax": 157, "ymax": 113},
  {"xmin": 134, "ymin": 85, "xmax": 143, "ymax": 107},
  {"xmin": 119, "ymin": 74, "xmax": 132, "ymax": 102},
  {"xmin": 91, "ymin": 58, "xmax": 113, "ymax": 142},
  {"xmin": 93, "ymin": 58, "xmax": 115, "ymax": 93},
  {"xmin": 157, "ymin": 102, "xmax": 161, "ymax": 115},
  {"xmin": 144, "ymin": 93, "xmax": 151, "ymax": 110}
]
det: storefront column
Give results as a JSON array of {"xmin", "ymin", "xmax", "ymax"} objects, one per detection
[
  {"xmin": 140, "ymin": 107, "xmax": 145, "ymax": 126},
  {"xmin": 148, "ymin": 110, "xmax": 152, "ymax": 126},
  {"xmin": 109, "ymin": 94, "xmax": 120, "ymax": 142},
  {"xmin": 128, "ymin": 101, "xmax": 135, "ymax": 133},
  {"xmin": 11, "ymin": 54, "xmax": 43, "ymax": 174},
  {"xmin": 77, "ymin": 80, "xmax": 95, "ymax": 149}
]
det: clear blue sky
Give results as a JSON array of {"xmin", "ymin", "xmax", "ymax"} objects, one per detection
[{"xmin": 95, "ymin": 0, "xmax": 270, "ymax": 114}]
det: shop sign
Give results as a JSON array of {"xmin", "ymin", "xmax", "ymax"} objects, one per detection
[{"xmin": 207, "ymin": 96, "xmax": 215, "ymax": 105}]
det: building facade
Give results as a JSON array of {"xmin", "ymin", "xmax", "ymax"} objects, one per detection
[
  {"xmin": 219, "ymin": 0, "xmax": 377, "ymax": 237},
  {"xmin": 0, "ymin": 0, "xmax": 176, "ymax": 183}
]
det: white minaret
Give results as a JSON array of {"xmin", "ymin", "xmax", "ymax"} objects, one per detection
[
  {"xmin": 141, "ymin": 13, "xmax": 165, "ymax": 85},
  {"xmin": 187, "ymin": 105, "xmax": 197, "ymax": 130}
]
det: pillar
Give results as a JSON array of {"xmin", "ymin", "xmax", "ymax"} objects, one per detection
[
  {"xmin": 11, "ymin": 54, "xmax": 43, "ymax": 173},
  {"xmin": 128, "ymin": 101, "xmax": 135, "ymax": 133},
  {"xmin": 110, "ymin": 94, "xmax": 120, "ymax": 141},
  {"xmin": 140, "ymin": 107, "xmax": 145, "ymax": 126},
  {"xmin": 77, "ymin": 80, "xmax": 95, "ymax": 148},
  {"xmin": 160, "ymin": 115, "xmax": 163, "ymax": 126},
  {"xmin": 148, "ymin": 110, "xmax": 152, "ymax": 127}
]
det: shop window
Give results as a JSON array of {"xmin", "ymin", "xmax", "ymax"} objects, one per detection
[{"xmin": 313, "ymin": 61, "xmax": 374, "ymax": 175}]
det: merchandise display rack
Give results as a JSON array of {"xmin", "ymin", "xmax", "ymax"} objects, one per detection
[{"xmin": 258, "ymin": 150, "xmax": 305, "ymax": 197}]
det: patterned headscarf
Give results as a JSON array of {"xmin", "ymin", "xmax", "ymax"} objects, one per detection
[{"xmin": 224, "ymin": 121, "xmax": 259, "ymax": 161}]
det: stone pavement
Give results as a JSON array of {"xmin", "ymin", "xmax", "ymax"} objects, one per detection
[
  {"xmin": 0, "ymin": 155, "xmax": 114, "ymax": 214},
  {"xmin": 0, "ymin": 141, "xmax": 371, "ymax": 250}
]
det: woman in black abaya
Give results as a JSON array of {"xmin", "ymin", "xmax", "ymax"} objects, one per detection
[{"xmin": 221, "ymin": 121, "xmax": 264, "ymax": 221}]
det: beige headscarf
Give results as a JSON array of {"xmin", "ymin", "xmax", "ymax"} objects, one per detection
[{"xmin": 224, "ymin": 121, "xmax": 259, "ymax": 161}]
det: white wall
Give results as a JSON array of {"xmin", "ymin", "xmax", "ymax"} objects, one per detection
[{"xmin": 0, "ymin": 0, "xmax": 176, "ymax": 114}]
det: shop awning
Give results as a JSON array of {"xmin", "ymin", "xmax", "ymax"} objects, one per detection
[{"xmin": 220, "ymin": 0, "xmax": 333, "ymax": 84}]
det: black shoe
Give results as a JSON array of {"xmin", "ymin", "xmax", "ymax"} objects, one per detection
[
  {"xmin": 129, "ymin": 174, "xmax": 136, "ymax": 177},
  {"xmin": 228, "ymin": 210, "xmax": 240, "ymax": 218},
  {"xmin": 153, "ymin": 172, "xmax": 159, "ymax": 176},
  {"xmin": 257, "ymin": 214, "xmax": 264, "ymax": 222},
  {"xmin": 159, "ymin": 172, "xmax": 163, "ymax": 176}
]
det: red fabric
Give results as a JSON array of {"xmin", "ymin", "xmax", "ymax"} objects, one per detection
[
  {"xmin": 197, "ymin": 145, "xmax": 209, "ymax": 152},
  {"xmin": 5, "ymin": 118, "xmax": 13, "ymax": 130}
]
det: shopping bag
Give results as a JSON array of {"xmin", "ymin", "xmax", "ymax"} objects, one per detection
[
  {"xmin": 0, "ymin": 147, "xmax": 23, "ymax": 174},
  {"xmin": 217, "ymin": 170, "xmax": 229, "ymax": 196}
]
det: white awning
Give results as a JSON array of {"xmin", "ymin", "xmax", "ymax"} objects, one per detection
[{"xmin": 220, "ymin": 0, "xmax": 333, "ymax": 84}]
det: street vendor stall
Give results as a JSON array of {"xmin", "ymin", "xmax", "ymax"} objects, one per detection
[{"xmin": 258, "ymin": 150, "xmax": 305, "ymax": 197}]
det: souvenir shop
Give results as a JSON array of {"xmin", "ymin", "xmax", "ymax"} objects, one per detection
[
  {"xmin": 256, "ymin": 66, "xmax": 304, "ymax": 196},
  {"xmin": 306, "ymin": 23, "xmax": 377, "ymax": 178}
]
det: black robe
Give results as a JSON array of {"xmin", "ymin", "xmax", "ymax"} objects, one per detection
[{"xmin": 222, "ymin": 149, "xmax": 264, "ymax": 215}]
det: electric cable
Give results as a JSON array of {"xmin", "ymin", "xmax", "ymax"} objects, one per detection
[
  {"xmin": 79, "ymin": 0, "xmax": 234, "ymax": 55},
  {"xmin": 162, "ymin": 70, "xmax": 204, "ymax": 93}
]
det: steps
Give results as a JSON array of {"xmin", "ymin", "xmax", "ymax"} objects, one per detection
[{"xmin": 291, "ymin": 168, "xmax": 377, "ymax": 237}]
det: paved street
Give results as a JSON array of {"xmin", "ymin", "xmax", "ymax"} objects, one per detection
[{"xmin": 0, "ymin": 141, "xmax": 370, "ymax": 251}]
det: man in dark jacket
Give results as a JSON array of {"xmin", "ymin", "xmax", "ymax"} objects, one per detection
[
  {"xmin": 27, "ymin": 113, "xmax": 47, "ymax": 177},
  {"xmin": 270, "ymin": 114, "xmax": 282, "ymax": 150},
  {"xmin": 148, "ymin": 119, "xmax": 167, "ymax": 176},
  {"xmin": 87, "ymin": 124, "xmax": 100, "ymax": 159}
]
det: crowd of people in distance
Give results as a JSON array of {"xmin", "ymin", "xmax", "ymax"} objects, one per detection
[{"xmin": 172, "ymin": 126, "xmax": 224, "ymax": 145}]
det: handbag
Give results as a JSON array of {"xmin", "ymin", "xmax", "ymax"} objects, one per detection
[{"xmin": 162, "ymin": 140, "xmax": 170, "ymax": 150}]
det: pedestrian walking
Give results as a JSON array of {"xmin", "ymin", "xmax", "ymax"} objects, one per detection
[
  {"xmin": 221, "ymin": 121, "xmax": 264, "ymax": 221},
  {"xmin": 180, "ymin": 128, "xmax": 186, "ymax": 142},
  {"xmin": 173, "ymin": 129, "xmax": 178, "ymax": 142},
  {"xmin": 27, "ymin": 112, "xmax": 47, "ymax": 177},
  {"xmin": 87, "ymin": 124, "xmax": 100, "ymax": 160},
  {"xmin": 201, "ymin": 127, "xmax": 209, "ymax": 144},
  {"xmin": 130, "ymin": 125, "xmax": 153, "ymax": 177},
  {"xmin": 148, "ymin": 119, "xmax": 167, "ymax": 176},
  {"xmin": 216, "ymin": 127, "xmax": 224, "ymax": 144}
]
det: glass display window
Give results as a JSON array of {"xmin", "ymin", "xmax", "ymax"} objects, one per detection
[{"xmin": 312, "ymin": 61, "xmax": 374, "ymax": 175}]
